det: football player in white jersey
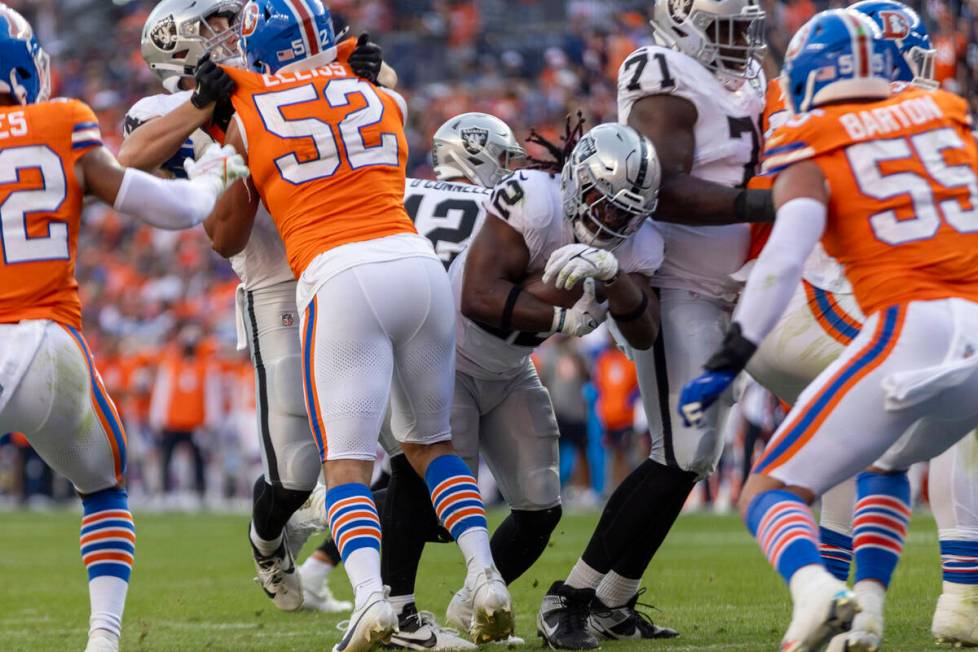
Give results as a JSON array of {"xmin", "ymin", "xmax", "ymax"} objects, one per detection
[
  {"xmin": 446, "ymin": 123, "xmax": 665, "ymax": 649},
  {"xmin": 119, "ymin": 0, "xmax": 383, "ymax": 614},
  {"xmin": 536, "ymin": 1, "xmax": 772, "ymax": 647}
]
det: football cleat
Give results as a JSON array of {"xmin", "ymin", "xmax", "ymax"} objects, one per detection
[
  {"xmin": 84, "ymin": 630, "xmax": 119, "ymax": 652},
  {"xmin": 334, "ymin": 589, "xmax": 399, "ymax": 652},
  {"xmin": 445, "ymin": 585, "xmax": 473, "ymax": 633},
  {"xmin": 932, "ymin": 587, "xmax": 978, "ymax": 647},
  {"xmin": 588, "ymin": 589, "xmax": 679, "ymax": 640},
  {"xmin": 250, "ymin": 524, "xmax": 303, "ymax": 612},
  {"xmin": 285, "ymin": 483, "xmax": 328, "ymax": 559},
  {"xmin": 468, "ymin": 567, "xmax": 514, "ymax": 644},
  {"xmin": 385, "ymin": 602, "xmax": 478, "ymax": 651},
  {"xmin": 781, "ymin": 568, "xmax": 859, "ymax": 652},
  {"xmin": 537, "ymin": 581, "xmax": 599, "ymax": 650},
  {"xmin": 303, "ymin": 581, "xmax": 353, "ymax": 614}
]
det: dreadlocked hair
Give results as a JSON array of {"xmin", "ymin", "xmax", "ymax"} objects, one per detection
[{"xmin": 525, "ymin": 111, "xmax": 586, "ymax": 174}]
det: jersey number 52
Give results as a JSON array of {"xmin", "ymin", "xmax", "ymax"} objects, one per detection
[
  {"xmin": 254, "ymin": 79, "xmax": 399, "ymax": 184},
  {"xmin": 0, "ymin": 145, "xmax": 68, "ymax": 265}
]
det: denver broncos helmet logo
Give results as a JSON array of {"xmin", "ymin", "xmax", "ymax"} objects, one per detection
[
  {"xmin": 240, "ymin": 2, "xmax": 260, "ymax": 38},
  {"xmin": 879, "ymin": 10, "xmax": 910, "ymax": 39}
]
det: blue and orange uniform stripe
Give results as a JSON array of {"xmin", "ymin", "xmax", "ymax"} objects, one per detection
[
  {"xmin": 803, "ymin": 281, "xmax": 863, "ymax": 345},
  {"xmin": 754, "ymin": 304, "xmax": 907, "ymax": 475},
  {"xmin": 60, "ymin": 324, "xmax": 127, "ymax": 483},
  {"xmin": 301, "ymin": 297, "xmax": 328, "ymax": 462}
]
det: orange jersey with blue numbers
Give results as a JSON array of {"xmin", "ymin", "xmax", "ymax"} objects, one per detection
[
  {"xmin": 0, "ymin": 99, "xmax": 102, "ymax": 329},
  {"xmin": 225, "ymin": 45, "xmax": 415, "ymax": 277},
  {"xmin": 762, "ymin": 88, "xmax": 978, "ymax": 315}
]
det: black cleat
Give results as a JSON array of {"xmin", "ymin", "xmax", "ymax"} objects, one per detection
[
  {"xmin": 537, "ymin": 581, "xmax": 600, "ymax": 650},
  {"xmin": 588, "ymin": 589, "xmax": 678, "ymax": 640}
]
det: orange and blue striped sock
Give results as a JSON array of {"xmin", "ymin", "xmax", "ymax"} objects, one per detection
[
  {"xmin": 326, "ymin": 483, "xmax": 383, "ymax": 608},
  {"xmin": 940, "ymin": 539, "xmax": 978, "ymax": 584},
  {"xmin": 819, "ymin": 526, "xmax": 853, "ymax": 582},
  {"xmin": 81, "ymin": 488, "xmax": 135, "ymax": 638},
  {"xmin": 425, "ymin": 455, "xmax": 493, "ymax": 578},
  {"xmin": 853, "ymin": 471, "xmax": 910, "ymax": 588},
  {"xmin": 747, "ymin": 489, "xmax": 823, "ymax": 583}
]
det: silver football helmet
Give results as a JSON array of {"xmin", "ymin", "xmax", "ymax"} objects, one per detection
[
  {"xmin": 650, "ymin": 0, "xmax": 766, "ymax": 81},
  {"xmin": 562, "ymin": 124, "xmax": 660, "ymax": 250},
  {"xmin": 141, "ymin": 0, "xmax": 242, "ymax": 93},
  {"xmin": 432, "ymin": 113, "xmax": 526, "ymax": 188}
]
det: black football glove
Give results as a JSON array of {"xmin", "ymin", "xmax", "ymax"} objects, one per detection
[
  {"xmin": 703, "ymin": 322, "xmax": 758, "ymax": 374},
  {"xmin": 349, "ymin": 33, "xmax": 383, "ymax": 84},
  {"xmin": 191, "ymin": 55, "xmax": 235, "ymax": 109}
]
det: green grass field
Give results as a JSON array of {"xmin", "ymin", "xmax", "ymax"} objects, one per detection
[{"xmin": 0, "ymin": 509, "xmax": 948, "ymax": 652}]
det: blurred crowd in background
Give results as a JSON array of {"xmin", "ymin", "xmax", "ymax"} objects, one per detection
[{"xmin": 0, "ymin": 0, "xmax": 971, "ymax": 509}]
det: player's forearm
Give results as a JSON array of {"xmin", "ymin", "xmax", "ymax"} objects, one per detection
[
  {"xmin": 461, "ymin": 279, "xmax": 557, "ymax": 333},
  {"xmin": 605, "ymin": 274, "xmax": 658, "ymax": 350},
  {"xmin": 732, "ymin": 198, "xmax": 826, "ymax": 343},
  {"xmin": 655, "ymin": 174, "xmax": 775, "ymax": 225},
  {"xmin": 204, "ymin": 181, "xmax": 257, "ymax": 258},
  {"xmin": 118, "ymin": 102, "xmax": 213, "ymax": 172},
  {"xmin": 114, "ymin": 167, "xmax": 222, "ymax": 230}
]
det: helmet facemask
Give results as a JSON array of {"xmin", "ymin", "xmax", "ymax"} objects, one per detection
[
  {"xmin": 565, "ymin": 168, "xmax": 655, "ymax": 250},
  {"xmin": 695, "ymin": 8, "xmax": 766, "ymax": 81}
]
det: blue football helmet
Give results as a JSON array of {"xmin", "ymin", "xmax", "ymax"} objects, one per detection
[
  {"xmin": 849, "ymin": 0, "xmax": 936, "ymax": 88},
  {"xmin": 781, "ymin": 9, "xmax": 891, "ymax": 114},
  {"xmin": 238, "ymin": 0, "xmax": 336, "ymax": 74},
  {"xmin": 0, "ymin": 4, "xmax": 49, "ymax": 105}
]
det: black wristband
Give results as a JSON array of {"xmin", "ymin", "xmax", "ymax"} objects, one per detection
[
  {"xmin": 609, "ymin": 290, "xmax": 649, "ymax": 323},
  {"xmin": 500, "ymin": 285, "xmax": 523, "ymax": 333},
  {"xmin": 704, "ymin": 322, "xmax": 758, "ymax": 374},
  {"xmin": 734, "ymin": 188, "xmax": 775, "ymax": 223}
]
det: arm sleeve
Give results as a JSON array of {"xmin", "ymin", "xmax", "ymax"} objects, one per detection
[
  {"xmin": 113, "ymin": 167, "xmax": 223, "ymax": 230},
  {"xmin": 732, "ymin": 197, "xmax": 826, "ymax": 343}
]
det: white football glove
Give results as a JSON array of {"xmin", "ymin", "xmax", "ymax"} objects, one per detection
[
  {"xmin": 551, "ymin": 278, "xmax": 608, "ymax": 337},
  {"xmin": 543, "ymin": 243, "xmax": 619, "ymax": 291},
  {"xmin": 184, "ymin": 143, "xmax": 250, "ymax": 196}
]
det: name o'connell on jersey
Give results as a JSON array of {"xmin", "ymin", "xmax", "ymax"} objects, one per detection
[{"xmin": 404, "ymin": 177, "xmax": 491, "ymax": 268}]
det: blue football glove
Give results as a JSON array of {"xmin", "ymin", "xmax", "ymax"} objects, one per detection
[{"xmin": 678, "ymin": 370, "xmax": 737, "ymax": 428}]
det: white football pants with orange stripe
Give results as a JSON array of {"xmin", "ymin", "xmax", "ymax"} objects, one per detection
[
  {"xmin": 752, "ymin": 299, "xmax": 978, "ymax": 497},
  {"xmin": 298, "ymin": 237, "xmax": 456, "ymax": 462},
  {"xmin": 0, "ymin": 319, "xmax": 126, "ymax": 493}
]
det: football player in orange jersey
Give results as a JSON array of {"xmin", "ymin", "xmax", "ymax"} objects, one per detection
[
  {"xmin": 679, "ymin": 9, "xmax": 978, "ymax": 651},
  {"xmin": 207, "ymin": 2, "xmax": 512, "ymax": 650},
  {"xmin": 0, "ymin": 6, "xmax": 247, "ymax": 651}
]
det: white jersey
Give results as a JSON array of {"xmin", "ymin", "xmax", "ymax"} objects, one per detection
[
  {"xmin": 124, "ymin": 93, "xmax": 294, "ymax": 292},
  {"xmin": 617, "ymin": 46, "xmax": 766, "ymax": 302},
  {"xmin": 449, "ymin": 170, "xmax": 665, "ymax": 380},
  {"xmin": 404, "ymin": 178, "xmax": 491, "ymax": 268}
]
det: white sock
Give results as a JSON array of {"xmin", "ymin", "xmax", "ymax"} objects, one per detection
[
  {"xmin": 596, "ymin": 571, "xmax": 641, "ymax": 607},
  {"xmin": 853, "ymin": 580, "xmax": 886, "ymax": 618},
  {"xmin": 299, "ymin": 554, "xmax": 333, "ymax": 592},
  {"xmin": 250, "ymin": 522, "xmax": 283, "ymax": 557},
  {"xmin": 943, "ymin": 580, "xmax": 978, "ymax": 597},
  {"xmin": 389, "ymin": 593, "xmax": 415, "ymax": 614},
  {"xmin": 344, "ymin": 547, "xmax": 384, "ymax": 610},
  {"xmin": 565, "ymin": 559, "xmax": 605, "ymax": 591},
  {"xmin": 456, "ymin": 528, "xmax": 495, "ymax": 585},
  {"xmin": 89, "ymin": 576, "xmax": 128, "ymax": 638}
]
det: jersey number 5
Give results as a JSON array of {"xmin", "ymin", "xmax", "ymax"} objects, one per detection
[
  {"xmin": 849, "ymin": 127, "xmax": 978, "ymax": 244},
  {"xmin": 0, "ymin": 145, "xmax": 68, "ymax": 265},
  {"xmin": 254, "ymin": 79, "xmax": 399, "ymax": 184}
]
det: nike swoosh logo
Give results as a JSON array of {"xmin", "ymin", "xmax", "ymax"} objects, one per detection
[
  {"xmin": 540, "ymin": 618, "xmax": 560, "ymax": 640},
  {"xmin": 392, "ymin": 630, "xmax": 438, "ymax": 649}
]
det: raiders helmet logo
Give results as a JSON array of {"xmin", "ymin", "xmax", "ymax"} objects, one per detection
[
  {"xmin": 878, "ymin": 10, "xmax": 910, "ymax": 39},
  {"xmin": 576, "ymin": 135, "xmax": 598, "ymax": 162},
  {"xmin": 241, "ymin": 2, "xmax": 260, "ymax": 38},
  {"xmin": 281, "ymin": 312, "xmax": 295, "ymax": 327},
  {"xmin": 460, "ymin": 127, "xmax": 489, "ymax": 155},
  {"xmin": 668, "ymin": 0, "xmax": 694, "ymax": 21},
  {"xmin": 150, "ymin": 14, "xmax": 178, "ymax": 52}
]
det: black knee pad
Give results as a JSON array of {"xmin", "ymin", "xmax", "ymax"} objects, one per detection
[
  {"xmin": 512, "ymin": 505, "xmax": 562, "ymax": 539},
  {"xmin": 252, "ymin": 476, "xmax": 312, "ymax": 541}
]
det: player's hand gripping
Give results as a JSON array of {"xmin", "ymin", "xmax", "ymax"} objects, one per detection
[
  {"xmin": 552, "ymin": 279, "xmax": 608, "ymax": 337},
  {"xmin": 543, "ymin": 243, "xmax": 619, "ymax": 290},
  {"xmin": 191, "ymin": 55, "xmax": 235, "ymax": 109},
  {"xmin": 349, "ymin": 33, "xmax": 383, "ymax": 84},
  {"xmin": 184, "ymin": 144, "xmax": 250, "ymax": 195},
  {"xmin": 678, "ymin": 323, "xmax": 757, "ymax": 427}
]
